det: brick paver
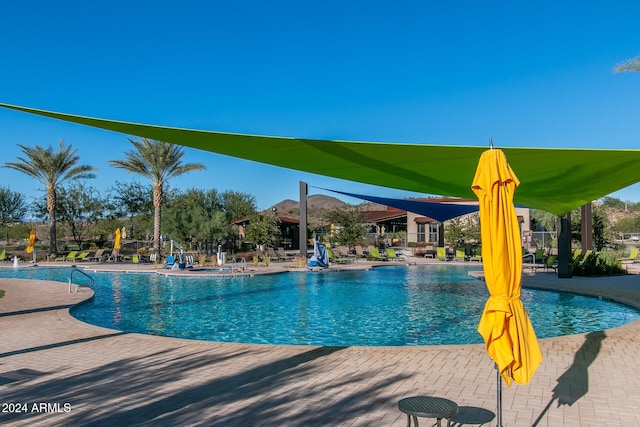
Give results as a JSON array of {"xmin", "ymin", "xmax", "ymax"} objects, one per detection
[{"xmin": 1, "ymin": 262, "xmax": 639, "ymax": 426}]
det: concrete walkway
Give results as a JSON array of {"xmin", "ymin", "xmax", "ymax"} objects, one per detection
[{"xmin": 1, "ymin": 262, "xmax": 639, "ymax": 426}]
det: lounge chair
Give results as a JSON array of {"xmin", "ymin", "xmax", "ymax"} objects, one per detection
[
  {"xmin": 90, "ymin": 249, "xmax": 106, "ymax": 262},
  {"xmin": 470, "ymin": 246, "xmax": 482, "ymax": 262},
  {"xmin": 523, "ymin": 248, "xmax": 545, "ymax": 267},
  {"xmin": 619, "ymin": 247, "xmax": 639, "ymax": 264},
  {"xmin": 386, "ymin": 247, "xmax": 402, "ymax": 261},
  {"xmin": 327, "ymin": 248, "xmax": 352, "ymax": 264},
  {"xmin": 276, "ymin": 247, "xmax": 291, "ymax": 262},
  {"xmin": 423, "ymin": 244, "xmax": 436, "ymax": 258},
  {"xmin": 368, "ymin": 246, "xmax": 387, "ymax": 261},
  {"xmin": 337, "ymin": 246, "xmax": 354, "ymax": 259},
  {"xmin": 132, "ymin": 254, "xmax": 140, "ymax": 264},
  {"xmin": 107, "ymin": 249, "xmax": 120, "ymax": 262},
  {"xmin": 0, "ymin": 248, "xmax": 7, "ymax": 262},
  {"xmin": 436, "ymin": 247, "xmax": 449, "ymax": 261},
  {"xmin": 355, "ymin": 246, "xmax": 366, "ymax": 258},
  {"xmin": 267, "ymin": 247, "xmax": 284, "ymax": 262},
  {"xmin": 578, "ymin": 249, "xmax": 593, "ymax": 265},
  {"xmin": 56, "ymin": 251, "xmax": 78, "ymax": 262},
  {"xmin": 544, "ymin": 255, "xmax": 558, "ymax": 271},
  {"xmin": 571, "ymin": 249, "xmax": 582, "ymax": 264},
  {"xmin": 453, "ymin": 247, "xmax": 467, "ymax": 261},
  {"xmin": 75, "ymin": 252, "xmax": 90, "ymax": 262}
]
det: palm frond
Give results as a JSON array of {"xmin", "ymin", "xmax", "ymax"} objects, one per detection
[{"xmin": 614, "ymin": 55, "xmax": 640, "ymax": 73}]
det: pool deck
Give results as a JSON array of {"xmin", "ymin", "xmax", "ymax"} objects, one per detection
[{"xmin": 1, "ymin": 258, "xmax": 639, "ymax": 426}]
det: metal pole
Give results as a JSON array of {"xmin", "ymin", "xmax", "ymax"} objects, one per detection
[
  {"xmin": 497, "ymin": 365, "xmax": 503, "ymax": 427},
  {"xmin": 299, "ymin": 181, "xmax": 308, "ymax": 260}
]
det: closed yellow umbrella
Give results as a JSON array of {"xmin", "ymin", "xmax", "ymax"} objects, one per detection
[
  {"xmin": 114, "ymin": 228, "xmax": 121, "ymax": 250},
  {"xmin": 472, "ymin": 147, "xmax": 542, "ymax": 425},
  {"xmin": 26, "ymin": 229, "xmax": 36, "ymax": 254}
]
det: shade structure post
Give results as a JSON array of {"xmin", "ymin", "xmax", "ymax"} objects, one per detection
[
  {"xmin": 581, "ymin": 203, "xmax": 593, "ymax": 251},
  {"xmin": 557, "ymin": 213, "xmax": 572, "ymax": 278},
  {"xmin": 299, "ymin": 181, "xmax": 308, "ymax": 260}
]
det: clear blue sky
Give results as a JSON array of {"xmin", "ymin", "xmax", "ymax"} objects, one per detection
[{"xmin": 1, "ymin": 1, "xmax": 639, "ymax": 211}]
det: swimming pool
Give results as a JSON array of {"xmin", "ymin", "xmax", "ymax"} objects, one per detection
[{"xmin": 1, "ymin": 265, "xmax": 638, "ymax": 346}]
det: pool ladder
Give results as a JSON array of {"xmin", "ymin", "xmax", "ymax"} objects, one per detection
[
  {"xmin": 68, "ymin": 267, "xmax": 95, "ymax": 293},
  {"xmin": 231, "ymin": 257, "xmax": 248, "ymax": 274}
]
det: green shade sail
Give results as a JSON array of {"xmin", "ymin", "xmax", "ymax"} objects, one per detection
[{"xmin": 2, "ymin": 102, "xmax": 640, "ymax": 216}]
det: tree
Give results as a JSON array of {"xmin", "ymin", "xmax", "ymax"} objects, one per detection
[
  {"xmin": 109, "ymin": 138, "xmax": 205, "ymax": 254},
  {"xmin": 2, "ymin": 141, "xmax": 97, "ymax": 257},
  {"xmin": 0, "ymin": 187, "xmax": 28, "ymax": 242},
  {"xmin": 221, "ymin": 190, "xmax": 257, "ymax": 221},
  {"xmin": 614, "ymin": 55, "xmax": 640, "ymax": 73},
  {"xmin": 324, "ymin": 206, "xmax": 366, "ymax": 248},
  {"xmin": 164, "ymin": 189, "xmax": 232, "ymax": 244},
  {"xmin": 245, "ymin": 211, "xmax": 281, "ymax": 248},
  {"xmin": 55, "ymin": 183, "xmax": 106, "ymax": 248},
  {"xmin": 107, "ymin": 180, "xmax": 154, "ymax": 218}
]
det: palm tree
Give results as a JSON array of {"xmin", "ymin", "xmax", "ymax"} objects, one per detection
[
  {"xmin": 109, "ymin": 138, "xmax": 206, "ymax": 254},
  {"xmin": 2, "ymin": 140, "xmax": 97, "ymax": 258},
  {"xmin": 614, "ymin": 55, "xmax": 640, "ymax": 73}
]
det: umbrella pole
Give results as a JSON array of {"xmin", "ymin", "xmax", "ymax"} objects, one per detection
[{"xmin": 496, "ymin": 365, "xmax": 503, "ymax": 427}]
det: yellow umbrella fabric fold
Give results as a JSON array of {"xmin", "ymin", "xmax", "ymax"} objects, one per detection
[
  {"xmin": 26, "ymin": 229, "xmax": 36, "ymax": 254},
  {"xmin": 472, "ymin": 149, "xmax": 542, "ymax": 386},
  {"xmin": 114, "ymin": 228, "xmax": 121, "ymax": 250}
]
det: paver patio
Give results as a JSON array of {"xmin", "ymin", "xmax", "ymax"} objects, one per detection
[{"xmin": 1, "ymin": 262, "xmax": 639, "ymax": 426}]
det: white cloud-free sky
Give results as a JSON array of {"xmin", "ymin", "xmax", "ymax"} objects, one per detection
[{"xmin": 1, "ymin": 1, "xmax": 639, "ymax": 210}]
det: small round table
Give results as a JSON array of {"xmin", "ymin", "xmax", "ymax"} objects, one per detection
[{"xmin": 398, "ymin": 396, "xmax": 458, "ymax": 427}]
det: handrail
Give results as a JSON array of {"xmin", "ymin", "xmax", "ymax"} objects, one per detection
[{"xmin": 68, "ymin": 267, "xmax": 95, "ymax": 293}]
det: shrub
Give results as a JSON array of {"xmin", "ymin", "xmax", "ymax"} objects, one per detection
[{"xmin": 573, "ymin": 251, "xmax": 625, "ymax": 276}]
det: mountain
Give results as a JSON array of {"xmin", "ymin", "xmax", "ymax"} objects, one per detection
[{"xmin": 270, "ymin": 195, "xmax": 347, "ymax": 214}]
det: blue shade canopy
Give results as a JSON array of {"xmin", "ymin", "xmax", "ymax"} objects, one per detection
[
  {"xmin": 3, "ymin": 103, "xmax": 640, "ymax": 216},
  {"xmin": 320, "ymin": 188, "xmax": 478, "ymax": 222}
]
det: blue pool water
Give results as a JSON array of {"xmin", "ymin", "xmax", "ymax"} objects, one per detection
[{"xmin": 1, "ymin": 265, "xmax": 638, "ymax": 346}]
